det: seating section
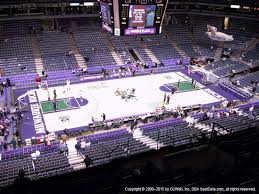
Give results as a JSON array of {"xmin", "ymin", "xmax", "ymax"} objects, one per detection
[
  {"xmin": 74, "ymin": 28, "xmax": 116, "ymax": 68},
  {"xmin": 165, "ymin": 24, "xmax": 196, "ymax": 57},
  {"xmin": 0, "ymin": 20, "xmax": 40, "ymax": 75},
  {"xmin": 234, "ymin": 71, "xmax": 259, "ymax": 93},
  {"xmin": 140, "ymin": 118, "xmax": 202, "ymax": 147},
  {"xmin": 110, "ymin": 35, "xmax": 153, "ymax": 63},
  {"xmin": 41, "ymin": 55, "xmax": 77, "ymax": 71},
  {"xmin": 226, "ymin": 18, "xmax": 259, "ymax": 42},
  {"xmin": 1, "ymin": 15, "xmax": 259, "ymax": 190},
  {"xmin": 243, "ymin": 43, "xmax": 259, "ymax": 63},
  {"xmin": 205, "ymin": 59, "xmax": 249, "ymax": 77},
  {"xmin": 219, "ymin": 82, "xmax": 252, "ymax": 100},
  {"xmin": 116, "ymin": 48, "xmax": 135, "ymax": 64},
  {"xmin": 0, "ymin": 56, "xmax": 36, "ymax": 76},
  {"xmin": 37, "ymin": 32, "xmax": 77, "ymax": 71},
  {"xmin": 77, "ymin": 129, "xmax": 152, "ymax": 166},
  {"xmin": 149, "ymin": 44, "xmax": 181, "ymax": 61},
  {"xmin": 0, "ymin": 157, "xmax": 34, "ymax": 187},
  {"xmin": 33, "ymin": 150, "xmax": 71, "ymax": 174},
  {"xmin": 0, "ymin": 20, "xmax": 42, "ymax": 35},
  {"xmin": 191, "ymin": 15, "xmax": 222, "ymax": 57},
  {"xmin": 199, "ymin": 114, "xmax": 257, "ymax": 132},
  {"xmin": 238, "ymin": 101, "xmax": 259, "ymax": 115},
  {"xmin": 134, "ymin": 47, "xmax": 153, "ymax": 63},
  {"xmin": 0, "ymin": 141, "xmax": 72, "ymax": 187}
]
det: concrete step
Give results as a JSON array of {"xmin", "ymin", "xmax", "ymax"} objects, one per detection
[
  {"xmin": 144, "ymin": 48, "xmax": 160, "ymax": 63},
  {"xmin": 214, "ymin": 47, "xmax": 223, "ymax": 59},
  {"xmin": 31, "ymin": 35, "xmax": 44, "ymax": 74},
  {"xmin": 132, "ymin": 128, "xmax": 163, "ymax": 150},
  {"xmin": 111, "ymin": 51, "xmax": 124, "ymax": 65},
  {"xmin": 100, "ymin": 30, "xmax": 124, "ymax": 65},
  {"xmin": 172, "ymin": 44, "xmax": 187, "ymax": 58},
  {"xmin": 73, "ymin": 163, "xmax": 86, "ymax": 170},
  {"xmin": 74, "ymin": 54, "xmax": 87, "ymax": 68},
  {"xmin": 69, "ymin": 158, "xmax": 84, "ymax": 165}
]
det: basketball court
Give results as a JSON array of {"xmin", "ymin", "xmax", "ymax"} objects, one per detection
[{"xmin": 27, "ymin": 71, "xmax": 225, "ymax": 133}]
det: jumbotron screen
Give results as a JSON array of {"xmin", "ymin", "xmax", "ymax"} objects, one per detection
[
  {"xmin": 99, "ymin": 0, "xmax": 168, "ymax": 36},
  {"xmin": 128, "ymin": 5, "xmax": 156, "ymax": 28}
]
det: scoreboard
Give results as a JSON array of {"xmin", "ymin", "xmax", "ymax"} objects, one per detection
[{"xmin": 99, "ymin": 0, "xmax": 168, "ymax": 36}]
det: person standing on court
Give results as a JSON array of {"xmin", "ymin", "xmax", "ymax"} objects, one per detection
[
  {"xmin": 53, "ymin": 101, "xmax": 57, "ymax": 112},
  {"xmin": 53, "ymin": 88, "xmax": 57, "ymax": 101},
  {"xmin": 163, "ymin": 93, "xmax": 167, "ymax": 102},
  {"xmin": 102, "ymin": 113, "xmax": 106, "ymax": 121},
  {"xmin": 166, "ymin": 95, "xmax": 170, "ymax": 104}
]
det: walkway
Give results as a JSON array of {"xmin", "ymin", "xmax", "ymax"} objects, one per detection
[
  {"xmin": 66, "ymin": 138, "xmax": 86, "ymax": 170},
  {"xmin": 128, "ymin": 128, "xmax": 164, "ymax": 150}
]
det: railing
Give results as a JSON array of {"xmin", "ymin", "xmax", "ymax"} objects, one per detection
[
  {"xmin": 108, "ymin": 137, "xmax": 131, "ymax": 161},
  {"xmin": 213, "ymin": 122, "xmax": 232, "ymax": 134}
]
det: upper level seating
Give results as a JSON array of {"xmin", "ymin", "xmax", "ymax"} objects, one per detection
[
  {"xmin": 0, "ymin": 20, "xmax": 41, "ymax": 35},
  {"xmin": 205, "ymin": 59, "xmax": 249, "ymax": 77},
  {"xmin": 243, "ymin": 43, "xmax": 259, "ymax": 63},
  {"xmin": 0, "ymin": 21, "xmax": 37, "ymax": 76},
  {"xmin": 0, "ymin": 56, "xmax": 36, "ymax": 76},
  {"xmin": 134, "ymin": 47, "xmax": 153, "ymax": 63},
  {"xmin": 191, "ymin": 15, "xmax": 222, "ymax": 57},
  {"xmin": 109, "ymin": 35, "xmax": 153, "ymax": 63},
  {"xmin": 77, "ymin": 129, "xmax": 152, "ymax": 166},
  {"xmin": 191, "ymin": 15, "xmax": 222, "ymax": 43},
  {"xmin": 142, "ymin": 34, "xmax": 169, "ymax": 46},
  {"xmin": 74, "ymin": 28, "xmax": 116, "ymax": 68},
  {"xmin": 224, "ymin": 19, "xmax": 259, "ymax": 51},
  {"xmin": 110, "ymin": 35, "xmax": 142, "ymax": 48},
  {"xmin": 234, "ymin": 71, "xmax": 259, "ymax": 93},
  {"xmin": 37, "ymin": 31, "xmax": 78, "ymax": 71},
  {"xmin": 116, "ymin": 48, "xmax": 135, "ymax": 64},
  {"xmin": 0, "ymin": 21, "xmax": 39, "ymax": 77},
  {"xmin": 140, "ymin": 118, "xmax": 201, "ymax": 147},
  {"xmin": 226, "ymin": 18, "xmax": 259, "ymax": 41},
  {"xmin": 149, "ymin": 44, "xmax": 181, "ymax": 61},
  {"xmin": 41, "ymin": 55, "xmax": 77, "ymax": 71},
  {"xmin": 37, "ymin": 32, "xmax": 71, "ymax": 56},
  {"xmin": 164, "ymin": 24, "xmax": 196, "ymax": 57},
  {"xmin": 0, "ymin": 35, "xmax": 34, "ymax": 58}
]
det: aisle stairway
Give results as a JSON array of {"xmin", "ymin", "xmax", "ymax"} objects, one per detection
[
  {"xmin": 214, "ymin": 47, "xmax": 223, "ymax": 60},
  {"xmin": 101, "ymin": 31, "xmax": 124, "ymax": 65},
  {"xmin": 234, "ymin": 38, "xmax": 259, "ymax": 58},
  {"xmin": 144, "ymin": 48, "xmax": 160, "ymax": 63},
  {"xmin": 66, "ymin": 138, "xmax": 86, "ymax": 170},
  {"xmin": 30, "ymin": 34, "xmax": 44, "ymax": 74},
  {"xmin": 68, "ymin": 33, "xmax": 87, "ymax": 69},
  {"xmin": 140, "ymin": 40, "xmax": 160, "ymax": 63},
  {"xmin": 129, "ymin": 128, "xmax": 163, "ymax": 150},
  {"xmin": 193, "ymin": 45, "xmax": 199, "ymax": 55},
  {"xmin": 171, "ymin": 42, "xmax": 188, "ymax": 59},
  {"xmin": 74, "ymin": 54, "xmax": 87, "ymax": 69},
  {"xmin": 194, "ymin": 122, "xmax": 229, "ymax": 136}
]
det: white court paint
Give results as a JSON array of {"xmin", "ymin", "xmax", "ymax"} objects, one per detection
[{"xmin": 34, "ymin": 72, "xmax": 224, "ymax": 132}]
